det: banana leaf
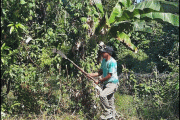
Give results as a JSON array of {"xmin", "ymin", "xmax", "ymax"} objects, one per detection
[
  {"xmin": 111, "ymin": 20, "xmax": 152, "ymax": 33},
  {"xmin": 93, "ymin": 0, "xmax": 104, "ymax": 17},
  {"xmin": 119, "ymin": 0, "xmax": 132, "ymax": 8},
  {"xmin": 109, "ymin": 1, "xmax": 122, "ymax": 24},
  {"xmin": 132, "ymin": 21, "xmax": 153, "ymax": 33},
  {"xmin": 141, "ymin": 12, "xmax": 179, "ymax": 27},
  {"xmin": 159, "ymin": 1, "xmax": 179, "ymax": 14},
  {"xmin": 125, "ymin": 0, "xmax": 161, "ymax": 13},
  {"xmin": 117, "ymin": 31, "xmax": 138, "ymax": 53},
  {"xmin": 109, "ymin": 21, "xmax": 133, "ymax": 37},
  {"xmin": 116, "ymin": 0, "xmax": 179, "ymax": 22}
]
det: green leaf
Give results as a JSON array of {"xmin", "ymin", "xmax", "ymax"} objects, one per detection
[
  {"xmin": 30, "ymin": 10, "xmax": 34, "ymax": 16},
  {"xmin": 11, "ymin": 102, "xmax": 21, "ymax": 109},
  {"xmin": 116, "ymin": 0, "xmax": 161, "ymax": 21},
  {"xmin": 8, "ymin": 23, "xmax": 14, "ymax": 27},
  {"xmin": 119, "ymin": 0, "xmax": 132, "ymax": 8},
  {"xmin": 159, "ymin": 1, "xmax": 179, "ymax": 14},
  {"xmin": 47, "ymin": 28, "xmax": 54, "ymax": 36},
  {"xmin": 109, "ymin": 2, "xmax": 122, "ymax": 24},
  {"xmin": 80, "ymin": 17, "xmax": 87, "ymax": 23},
  {"xmin": 176, "ymin": 83, "xmax": 179, "ymax": 90},
  {"xmin": 18, "ymin": 23, "xmax": 26, "ymax": 30},
  {"xmin": 105, "ymin": 12, "xmax": 110, "ymax": 27},
  {"xmin": 83, "ymin": 24, "xmax": 89, "ymax": 29},
  {"xmin": 3, "ymin": 45, "xmax": 10, "ymax": 50},
  {"xmin": 15, "ymin": 24, "xmax": 19, "ymax": 28},
  {"xmin": 126, "ymin": 0, "xmax": 161, "ymax": 12},
  {"xmin": 29, "ymin": 3, "xmax": 35, "ymax": 8},
  {"xmin": 141, "ymin": 12, "xmax": 179, "ymax": 27},
  {"xmin": 1, "ymin": 43, "xmax": 6, "ymax": 51},
  {"xmin": 93, "ymin": 0, "xmax": 104, "ymax": 17},
  {"xmin": 132, "ymin": 21, "xmax": 152, "ymax": 33},
  {"xmin": 20, "ymin": 0, "xmax": 27, "ymax": 4},
  {"xmin": 10, "ymin": 26, "xmax": 14, "ymax": 34},
  {"xmin": 95, "ymin": 3, "xmax": 104, "ymax": 15},
  {"xmin": 1, "ymin": 58, "xmax": 5, "ymax": 64},
  {"xmin": 116, "ymin": 0, "xmax": 179, "ymax": 22},
  {"xmin": 70, "ymin": 63, "xmax": 73, "ymax": 68},
  {"xmin": 117, "ymin": 31, "xmax": 138, "ymax": 53}
]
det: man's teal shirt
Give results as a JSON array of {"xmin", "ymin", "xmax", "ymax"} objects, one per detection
[{"xmin": 100, "ymin": 57, "xmax": 119, "ymax": 85}]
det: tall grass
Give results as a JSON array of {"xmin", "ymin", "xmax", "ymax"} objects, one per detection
[{"xmin": 114, "ymin": 93, "xmax": 139, "ymax": 120}]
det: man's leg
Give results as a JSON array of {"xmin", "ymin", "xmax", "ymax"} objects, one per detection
[
  {"xmin": 108, "ymin": 94, "xmax": 116, "ymax": 119},
  {"xmin": 99, "ymin": 83, "xmax": 117, "ymax": 119},
  {"xmin": 108, "ymin": 83, "xmax": 118, "ymax": 119}
]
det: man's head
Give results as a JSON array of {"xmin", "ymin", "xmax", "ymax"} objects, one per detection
[{"xmin": 99, "ymin": 45, "xmax": 114, "ymax": 57}]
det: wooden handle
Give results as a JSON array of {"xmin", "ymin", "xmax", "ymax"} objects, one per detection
[{"xmin": 68, "ymin": 59, "xmax": 97, "ymax": 82}]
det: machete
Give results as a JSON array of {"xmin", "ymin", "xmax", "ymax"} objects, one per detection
[{"xmin": 52, "ymin": 48, "xmax": 102, "ymax": 92}]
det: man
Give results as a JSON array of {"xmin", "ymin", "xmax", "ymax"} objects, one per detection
[{"xmin": 88, "ymin": 45, "xmax": 119, "ymax": 120}]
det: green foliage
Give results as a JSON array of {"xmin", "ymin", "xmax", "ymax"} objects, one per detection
[
  {"xmin": 93, "ymin": 0, "xmax": 179, "ymax": 52},
  {"xmin": 118, "ymin": 66, "xmax": 179, "ymax": 119},
  {"xmin": 1, "ymin": 0, "xmax": 179, "ymax": 119},
  {"xmin": 81, "ymin": 44, "xmax": 101, "ymax": 73},
  {"xmin": 134, "ymin": 72, "xmax": 179, "ymax": 119}
]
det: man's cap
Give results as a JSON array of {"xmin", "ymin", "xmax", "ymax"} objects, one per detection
[{"xmin": 99, "ymin": 45, "xmax": 114, "ymax": 55}]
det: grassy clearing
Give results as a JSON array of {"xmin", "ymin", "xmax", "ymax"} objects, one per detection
[{"xmin": 114, "ymin": 93, "xmax": 139, "ymax": 120}]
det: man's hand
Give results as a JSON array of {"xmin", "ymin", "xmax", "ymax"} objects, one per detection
[
  {"xmin": 87, "ymin": 74, "xmax": 99, "ymax": 85},
  {"xmin": 94, "ymin": 80, "xmax": 99, "ymax": 85},
  {"xmin": 95, "ymin": 78, "xmax": 102, "ymax": 85},
  {"xmin": 87, "ymin": 73, "xmax": 101, "ymax": 84},
  {"xmin": 86, "ymin": 73, "xmax": 92, "ymax": 79},
  {"xmin": 88, "ymin": 73, "xmax": 99, "ymax": 77}
]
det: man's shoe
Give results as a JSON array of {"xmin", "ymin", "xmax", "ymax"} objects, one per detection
[{"xmin": 100, "ymin": 113, "xmax": 113, "ymax": 120}]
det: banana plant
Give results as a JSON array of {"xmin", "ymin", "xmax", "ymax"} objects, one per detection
[{"xmin": 93, "ymin": 0, "xmax": 179, "ymax": 53}]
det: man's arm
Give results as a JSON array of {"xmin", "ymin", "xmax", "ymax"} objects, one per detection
[
  {"xmin": 99, "ymin": 73, "xmax": 112, "ymax": 83},
  {"xmin": 88, "ymin": 69, "xmax": 103, "ymax": 77},
  {"xmin": 88, "ymin": 73, "xmax": 99, "ymax": 77},
  {"xmin": 88, "ymin": 70, "xmax": 112, "ymax": 84}
]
